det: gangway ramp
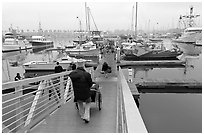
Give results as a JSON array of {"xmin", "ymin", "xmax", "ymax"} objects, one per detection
[{"xmin": 30, "ymin": 77, "xmax": 118, "ymax": 133}]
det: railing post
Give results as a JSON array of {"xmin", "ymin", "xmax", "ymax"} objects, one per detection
[
  {"xmin": 15, "ymin": 85, "xmax": 24, "ymax": 132},
  {"xmin": 24, "ymin": 81, "xmax": 44, "ymax": 129},
  {"xmin": 60, "ymin": 75, "xmax": 64, "ymax": 101},
  {"xmin": 49, "ymin": 80, "xmax": 60, "ymax": 103},
  {"xmin": 64, "ymin": 76, "xmax": 73, "ymax": 103}
]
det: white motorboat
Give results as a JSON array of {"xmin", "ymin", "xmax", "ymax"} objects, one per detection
[
  {"xmin": 23, "ymin": 55, "xmax": 92, "ymax": 72},
  {"xmin": 172, "ymin": 27, "xmax": 202, "ymax": 44},
  {"xmin": 65, "ymin": 41, "xmax": 100, "ymax": 57},
  {"xmin": 2, "ymin": 32, "xmax": 32, "ymax": 53},
  {"xmin": 121, "ymin": 41, "xmax": 182, "ymax": 61},
  {"xmin": 29, "ymin": 35, "xmax": 54, "ymax": 47},
  {"xmin": 172, "ymin": 6, "xmax": 202, "ymax": 45}
]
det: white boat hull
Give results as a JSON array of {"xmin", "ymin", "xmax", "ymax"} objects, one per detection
[
  {"xmin": 23, "ymin": 62, "xmax": 71, "ymax": 71},
  {"xmin": 66, "ymin": 48, "xmax": 99, "ymax": 57},
  {"xmin": 2, "ymin": 43, "xmax": 32, "ymax": 53}
]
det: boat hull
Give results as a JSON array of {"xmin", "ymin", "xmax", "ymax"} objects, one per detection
[
  {"xmin": 122, "ymin": 50, "xmax": 182, "ymax": 61},
  {"xmin": 32, "ymin": 44, "xmax": 54, "ymax": 53},
  {"xmin": 30, "ymin": 41, "xmax": 54, "ymax": 46},
  {"xmin": 2, "ymin": 44, "xmax": 32, "ymax": 53},
  {"xmin": 173, "ymin": 42, "xmax": 202, "ymax": 56},
  {"xmin": 172, "ymin": 39, "xmax": 195, "ymax": 44},
  {"xmin": 23, "ymin": 61, "xmax": 97, "ymax": 72},
  {"xmin": 149, "ymin": 38, "xmax": 163, "ymax": 42},
  {"xmin": 66, "ymin": 48, "xmax": 100, "ymax": 57}
]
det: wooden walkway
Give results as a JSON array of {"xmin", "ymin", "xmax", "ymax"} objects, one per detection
[{"xmin": 30, "ymin": 53, "xmax": 119, "ymax": 133}]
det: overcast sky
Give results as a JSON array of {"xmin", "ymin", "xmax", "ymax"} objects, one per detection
[{"xmin": 1, "ymin": 0, "xmax": 202, "ymax": 31}]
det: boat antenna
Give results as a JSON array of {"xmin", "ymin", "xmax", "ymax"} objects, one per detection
[{"xmin": 182, "ymin": 6, "xmax": 200, "ymax": 28}]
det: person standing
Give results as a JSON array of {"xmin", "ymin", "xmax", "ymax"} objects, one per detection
[
  {"xmin": 52, "ymin": 62, "xmax": 63, "ymax": 100},
  {"xmin": 69, "ymin": 60, "xmax": 93, "ymax": 123},
  {"xmin": 54, "ymin": 62, "xmax": 63, "ymax": 73}
]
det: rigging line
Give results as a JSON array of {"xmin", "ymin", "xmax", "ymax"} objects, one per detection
[
  {"xmin": 88, "ymin": 7, "xmax": 98, "ymax": 31},
  {"xmin": 85, "ymin": 2, "xmax": 88, "ymax": 33}
]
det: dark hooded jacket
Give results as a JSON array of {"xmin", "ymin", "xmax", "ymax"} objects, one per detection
[{"xmin": 69, "ymin": 67, "xmax": 93, "ymax": 102}]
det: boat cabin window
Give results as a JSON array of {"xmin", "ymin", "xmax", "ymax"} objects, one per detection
[{"xmin": 61, "ymin": 58, "xmax": 68, "ymax": 61}]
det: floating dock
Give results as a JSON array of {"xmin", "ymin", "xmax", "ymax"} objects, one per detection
[
  {"xmin": 117, "ymin": 60, "xmax": 185, "ymax": 67},
  {"xmin": 136, "ymin": 79, "xmax": 202, "ymax": 93}
]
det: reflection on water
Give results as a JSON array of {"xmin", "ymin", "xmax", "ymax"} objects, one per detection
[{"xmin": 139, "ymin": 93, "xmax": 202, "ymax": 133}]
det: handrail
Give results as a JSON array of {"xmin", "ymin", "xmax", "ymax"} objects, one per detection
[
  {"xmin": 2, "ymin": 71, "xmax": 73, "ymax": 133},
  {"xmin": 117, "ymin": 67, "xmax": 147, "ymax": 133}
]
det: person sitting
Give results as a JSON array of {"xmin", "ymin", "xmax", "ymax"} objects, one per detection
[
  {"xmin": 14, "ymin": 73, "xmax": 22, "ymax": 81},
  {"xmin": 101, "ymin": 62, "xmax": 111, "ymax": 78}
]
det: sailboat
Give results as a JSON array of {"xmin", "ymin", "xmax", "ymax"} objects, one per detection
[
  {"xmin": 65, "ymin": 3, "xmax": 100, "ymax": 57},
  {"xmin": 121, "ymin": 2, "xmax": 182, "ymax": 61}
]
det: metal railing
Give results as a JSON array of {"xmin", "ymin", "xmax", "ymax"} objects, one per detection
[
  {"xmin": 117, "ymin": 67, "xmax": 147, "ymax": 133},
  {"xmin": 2, "ymin": 66, "xmax": 147, "ymax": 133},
  {"xmin": 2, "ymin": 71, "xmax": 73, "ymax": 133}
]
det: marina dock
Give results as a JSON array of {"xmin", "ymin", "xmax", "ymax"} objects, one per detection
[
  {"xmin": 2, "ymin": 53, "xmax": 147, "ymax": 133},
  {"xmin": 118, "ymin": 60, "xmax": 185, "ymax": 67},
  {"xmin": 136, "ymin": 78, "xmax": 201, "ymax": 93}
]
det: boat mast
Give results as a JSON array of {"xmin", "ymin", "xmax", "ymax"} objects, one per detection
[
  {"xmin": 148, "ymin": 19, "xmax": 150, "ymax": 39},
  {"xmin": 131, "ymin": 5, "xmax": 134, "ymax": 37},
  {"xmin": 85, "ymin": 2, "xmax": 89, "ymax": 40},
  {"xmin": 85, "ymin": 4, "xmax": 91, "ymax": 40},
  {"xmin": 135, "ymin": 2, "xmax": 138, "ymax": 41}
]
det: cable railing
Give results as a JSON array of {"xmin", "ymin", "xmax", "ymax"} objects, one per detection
[
  {"xmin": 2, "ymin": 71, "xmax": 73, "ymax": 133},
  {"xmin": 117, "ymin": 67, "xmax": 147, "ymax": 133}
]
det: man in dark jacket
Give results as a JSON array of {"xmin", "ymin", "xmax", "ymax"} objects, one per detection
[
  {"xmin": 54, "ymin": 62, "xmax": 63, "ymax": 73},
  {"xmin": 69, "ymin": 60, "xmax": 93, "ymax": 123}
]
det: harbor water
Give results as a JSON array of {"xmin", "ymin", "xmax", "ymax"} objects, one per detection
[
  {"xmin": 122, "ymin": 40, "xmax": 202, "ymax": 132},
  {"xmin": 2, "ymin": 37, "xmax": 202, "ymax": 132}
]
